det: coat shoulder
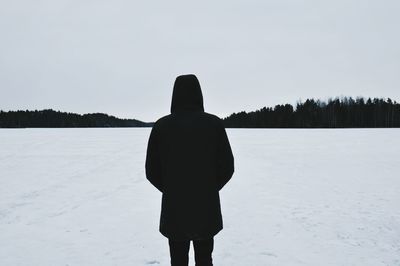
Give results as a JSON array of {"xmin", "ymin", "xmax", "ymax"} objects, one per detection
[
  {"xmin": 152, "ymin": 114, "xmax": 172, "ymax": 129},
  {"xmin": 202, "ymin": 112, "xmax": 226, "ymax": 130},
  {"xmin": 202, "ymin": 112, "xmax": 224, "ymax": 123},
  {"xmin": 153, "ymin": 112, "xmax": 224, "ymax": 128}
]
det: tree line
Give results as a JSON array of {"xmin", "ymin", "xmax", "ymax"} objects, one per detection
[
  {"xmin": 0, "ymin": 109, "xmax": 152, "ymax": 128},
  {"xmin": 223, "ymin": 97, "xmax": 400, "ymax": 128},
  {"xmin": 2, "ymin": 97, "xmax": 400, "ymax": 128}
]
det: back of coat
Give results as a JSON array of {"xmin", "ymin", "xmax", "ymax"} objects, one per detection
[{"xmin": 145, "ymin": 74, "xmax": 235, "ymax": 241}]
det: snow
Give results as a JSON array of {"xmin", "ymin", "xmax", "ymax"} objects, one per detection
[{"xmin": 0, "ymin": 128, "xmax": 399, "ymax": 266}]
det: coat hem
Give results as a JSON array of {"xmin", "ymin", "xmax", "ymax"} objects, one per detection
[{"xmin": 159, "ymin": 226, "xmax": 223, "ymax": 241}]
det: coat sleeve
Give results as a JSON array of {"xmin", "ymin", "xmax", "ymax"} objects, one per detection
[
  {"xmin": 216, "ymin": 123, "xmax": 234, "ymax": 190},
  {"xmin": 145, "ymin": 125, "xmax": 163, "ymax": 192}
]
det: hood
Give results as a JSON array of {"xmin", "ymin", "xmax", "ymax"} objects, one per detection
[{"xmin": 171, "ymin": 74, "xmax": 204, "ymax": 113}]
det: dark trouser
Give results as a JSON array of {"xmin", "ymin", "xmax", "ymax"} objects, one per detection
[{"xmin": 168, "ymin": 238, "xmax": 214, "ymax": 266}]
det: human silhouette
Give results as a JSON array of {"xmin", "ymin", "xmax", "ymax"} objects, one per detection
[{"xmin": 145, "ymin": 74, "xmax": 235, "ymax": 266}]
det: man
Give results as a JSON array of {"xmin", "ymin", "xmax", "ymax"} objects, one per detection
[{"xmin": 145, "ymin": 74, "xmax": 234, "ymax": 266}]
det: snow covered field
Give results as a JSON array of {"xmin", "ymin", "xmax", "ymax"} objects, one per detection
[{"xmin": 0, "ymin": 128, "xmax": 399, "ymax": 266}]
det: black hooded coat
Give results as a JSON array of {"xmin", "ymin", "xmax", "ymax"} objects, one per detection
[{"xmin": 145, "ymin": 74, "xmax": 235, "ymax": 240}]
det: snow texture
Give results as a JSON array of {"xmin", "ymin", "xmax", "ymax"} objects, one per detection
[{"xmin": 0, "ymin": 128, "xmax": 399, "ymax": 266}]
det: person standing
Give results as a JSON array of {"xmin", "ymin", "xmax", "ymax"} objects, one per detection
[{"xmin": 145, "ymin": 74, "xmax": 235, "ymax": 266}]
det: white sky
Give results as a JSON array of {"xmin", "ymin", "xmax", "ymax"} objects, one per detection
[{"xmin": 1, "ymin": 0, "xmax": 399, "ymax": 122}]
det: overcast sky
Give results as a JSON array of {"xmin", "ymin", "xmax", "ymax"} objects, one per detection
[{"xmin": 1, "ymin": 0, "xmax": 399, "ymax": 122}]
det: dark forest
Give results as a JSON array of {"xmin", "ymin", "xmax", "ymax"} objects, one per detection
[
  {"xmin": 223, "ymin": 97, "xmax": 400, "ymax": 128},
  {"xmin": 0, "ymin": 109, "xmax": 151, "ymax": 128},
  {"xmin": 1, "ymin": 97, "xmax": 400, "ymax": 128}
]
